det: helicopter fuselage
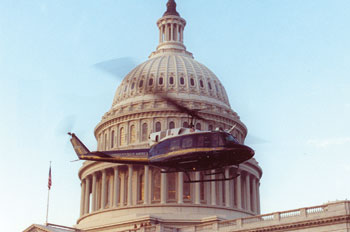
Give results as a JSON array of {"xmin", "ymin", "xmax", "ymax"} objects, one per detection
[{"xmin": 148, "ymin": 129, "xmax": 254, "ymax": 172}]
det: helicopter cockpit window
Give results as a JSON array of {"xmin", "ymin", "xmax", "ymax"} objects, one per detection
[
  {"xmin": 182, "ymin": 136, "xmax": 193, "ymax": 148},
  {"xmin": 170, "ymin": 138, "xmax": 181, "ymax": 151},
  {"xmin": 156, "ymin": 140, "xmax": 169, "ymax": 155},
  {"xmin": 225, "ymin": 134, "xmax": 239, "ymax": 144},
  {"xmin": 197, "ymin": 134, "xmax": 211, "ymax": 147}
]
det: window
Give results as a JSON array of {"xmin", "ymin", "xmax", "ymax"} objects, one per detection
[
  {"xmin": 111, "ymin": 130, "xmax": 115, "ymax": 148},
  {"xmin": 183, "ymin": 173, "xmax": 191, "ymax": 202},
  {"xmin": 139, "ymin": 80, "xmax": 143, "ymax": 88},
  {"xmin": 182, "ymin": 136, "xmax": 193, "ymax": 148},
  {"xmin": 180, "ymin": 77, "xmax": 185, "ymax": 85},
  {"xmin": 149, "ymin": 78, "xmax": 153, "ymax": 86},
  {"xmin": 169, "ymin": 76, "xmax": 174, "ymax": 85},
  {"xmin": 208, "ymin": 82, "xmax": 212, "ymax": 90},
  {"xmin": 124, "ymin": 85, "xmax": 128, "ymax": 92},
  {"xmin": 169, "ymin": 121, "xmax": 175, "ymax": 129},
  {"xmin": 152, "ymin": 169, "xmax": 161, "ymax": 202},
  {"xmin": 120, "ymin": 127, "xmax": 126, "ymax": 146},
  {"xmin": 190, "ymin": 78, "xmax": 195, "ymax": 86},
  {"xmin": 167, "ymin": 173, "xmax": 177, "ymax": 201},
  {"xmin": 141, "ymin": 123, "xmax": 148, "ymax": 141},
  {"xmin": 196, "ymin": 123, "xmax": 201, "ymax": 130},
  {"xmin": 170, "ymin": 138, "xmax": 181, "ymax": 151},
  {"xmin": 104, "ymin": 133, "xmax": 108, "ymax": 150},
  {"xmin": 200, "ymin": 80, "xmax": 204, "ymax": 88},
  {"xmin": 155, "ymin": 122, "xmax": 161, "ymax": 132},
  {"xmin": 183, "ymin": 121, "xmax": 189, "ymax": 128},
  {"xmin": 139, "ymin": 173, "xmax": 144, "ymax": 202},
  {"xmin": 197, "ymin": 134, "xmax": 211, "ymax": 147},
  {"xmin": 130, "ymin": 125, "xmax": 136, "ymax": 143},
  {"xmin": 200, "ymin": 172, "xmax": 206, "ymax": 202},
  {"xmin": 131, "ymin": 82, "xmax": 135, "ymax": 89},
  {"xmin": 208, "ymin": 125, "xmax": 213, "ymax": 131},
  {"xmin": 159, "ymin": 77, "xmax": 163, "ymax": 85}
]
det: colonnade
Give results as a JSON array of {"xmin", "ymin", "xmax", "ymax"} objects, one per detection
[
  {"xmin": 159, "ymin": 22, "xmax": 184, "ymax": 43},
  {"xmin": 79, "ymin": 165, "xmax": 260, "ymax": 217}
]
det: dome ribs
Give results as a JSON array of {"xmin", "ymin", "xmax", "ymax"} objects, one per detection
[{"xmin": 143, "ymin": 57, "xmax": 158, "ymax": 94}]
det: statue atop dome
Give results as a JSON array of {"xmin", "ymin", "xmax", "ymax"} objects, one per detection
[{"xmin": 163, "ymin": 0, "xmax": 180, "ymax": 16}]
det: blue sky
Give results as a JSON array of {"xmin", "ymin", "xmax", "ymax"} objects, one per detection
[{"xmin": 1, "ymin": 1, "xmax": 349, "ymax": 231}]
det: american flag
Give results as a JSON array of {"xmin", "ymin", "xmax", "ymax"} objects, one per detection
[{"xmin": 48, "ymin": 165, "xmax": 52, "ymax": 190}]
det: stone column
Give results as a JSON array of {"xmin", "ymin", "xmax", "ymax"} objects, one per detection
[
  {"xmin": 236, "ymin": 174, "xmax": 242, "ymax": 209},
  {"xmin": 144, "ymin": 165, "xmax": 150, "ymax": 204},
  {"xmin": 178, "ymin": 172, "xmax": 184, "ymax": 204},
  {"xmin": 101, "ymin": 170, "xmax": 107, "ymax": 209},
  {"xmin": 245, "ymin": 174, "xmax": 251, "ymax": 211},
  {"xmin": 113, "ymin": 167, "xmax": 119, "ymax": 207},
  {"xmin": 161, "ymin": 171, "xmax": 167, "ymax": 204},
  {"xmin": 225, "ymin": 168, "xmax": 230, "ymax": 207},
  {"xmin": 257, "ymin": 181, "xmax": 261, "ymax": 214},
  {"xmin": 195, "ymin": 172, "xmax": 200, "ymax": 204},
  {"xmin": 251, "ymin": 177, "xmax": 257, "ymax": 213},
  {"xmin": 80, "ymin": 179, "xmax": 86, "ymax": 216},
  {"xmin": 92, "ymin": 173, "xmax": 97, "ymax": 211},
  {"xmin": 84, "ymin": 177, "xmax": 91, "ymax": 214},
  {"xmin": 211, "ymin": 170, "xmax": 216, "ymax": 205},
  {"xmin": 170, "ymin": 23, "xmax": 174, "ymax": 41},
  {"xmin": 127, "ymin": 165, "xmax": 133, "ymax": 206}
]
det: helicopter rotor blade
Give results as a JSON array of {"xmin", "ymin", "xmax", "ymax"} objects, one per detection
[
  {"xmin": 157, "ymin": 94, "xmax": 209, "ymax": 122},
  {"xmin": 94, "ymin": 57, "xmax": 138, "ymax": 80}
]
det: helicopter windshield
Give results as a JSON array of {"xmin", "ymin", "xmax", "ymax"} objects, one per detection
[{"xmin": 225, "ymin": 134, "xmax": 239, "ymax": 144}]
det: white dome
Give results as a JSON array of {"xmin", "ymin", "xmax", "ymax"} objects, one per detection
[{"xmin": 113, "ymin": 53, "xmax": 231, "ymax": 109}]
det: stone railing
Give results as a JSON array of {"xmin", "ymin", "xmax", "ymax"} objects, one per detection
[{"xmin": 177, "ymin": 201, "xmax": 349, "ymax": 232}]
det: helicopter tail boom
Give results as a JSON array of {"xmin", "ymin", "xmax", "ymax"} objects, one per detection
[{"xmin": 68, "ymin": 133, "xmax": 90, "ymax": 158}]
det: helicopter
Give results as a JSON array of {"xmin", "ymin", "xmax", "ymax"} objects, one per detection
[{"xmin": 68, "ymin": 94, "xmax": 255, "ymax": 183}]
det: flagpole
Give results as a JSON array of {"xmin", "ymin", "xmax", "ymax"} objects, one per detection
[{"xmin": 46, "ymin": 161, "xmax": 52, "ymax": 225}]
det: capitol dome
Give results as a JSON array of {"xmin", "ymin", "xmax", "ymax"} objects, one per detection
[{"xmin": 77, "ymin": 1, "xmax": 262, "ymax": 231}]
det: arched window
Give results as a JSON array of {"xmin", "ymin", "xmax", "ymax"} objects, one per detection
[
  {"xmin": 159, "ymin": 77, "xmax": 163, "ymax": 85},
  {"xmin": 149, "ymin": 78, "xmax": 153, "ymax": 86},
  {"xmin": 124, "ymin": 85, "xmax": 128, "ymax": 92},
  {"xmin": 130, "ymin": 125, "xmax": 136, "ymax": 143},
  {"xmin": 169, "ymin": 121, "xmax": 175, "ymax": 129},
  {"xmin": 200, "ymin": 79, "xmax": 204, "ymax": 88},
  {"xmin": 155, "ymin": 122, "xmax": 161, "ymax": 132},
  {"xmin": 196, "ymin": 123, "xmax": 201, "ymax": 130},
  {"xmin": 152, "ymin": 169, "xmax": 161, "ymax": 202},
  {"xmin": 120, "ymin": 127, "xmax": 126, "ymax": 146},
  {"xmin": 111, "ymin": 130, "xmax": 115, "ymax": 148},
  {"xmin": 104, "ymin": 133, "xmax": 108, "ymax": 150},
  {"xmin": 190, "ymin": 78, "xmax": 195, "ymax": 86},
  {"xmin": 139, "ymin": 80, "xmax": 143, "ymax": 88},
  {"xmin": 141, "ymin": 123, "xmax": 148, "ymax": 141},
  {"xmin": 131, "ymin": 82, "xmax": 135, "ymax": 89},
  {"xmin": 138, "ymin": 173, "xmax": 144, "ymax": 202},
  {"xmin": 208, "ymin": 82, "xmax": 212, "ymax": 90},
  {"xmin": 183, "ymin": 121, "xmax": 189, "ymax": 128},
  {"xmin": 208, "ymin": 125, "xmax": 213, "ymax": 131},
  {"xmin": 167, "ymin": 172, "xmax": 177, "ymax": 201},
  {"xmin": 180, "ymin": 77, "xmax": 185, "ymax": 85},
  {"xmin": 169, "ymin": 76, "xmax": 174, "ymax": 85}
]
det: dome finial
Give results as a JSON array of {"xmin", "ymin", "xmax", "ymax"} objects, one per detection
[{"xmin": 163, "ymin": 0, "xmax": 180, "ymax": 16}]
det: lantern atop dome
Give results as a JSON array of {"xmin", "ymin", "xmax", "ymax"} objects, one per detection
[{"xmin": 150, "ymin": 0, "xmax": 193, "ymax": 58}]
